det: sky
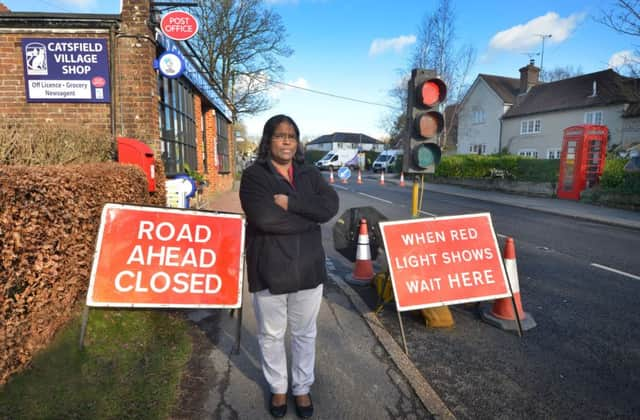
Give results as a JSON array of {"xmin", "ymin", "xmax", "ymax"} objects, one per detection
[{"xmin": 3, "ymin": 0, "xmax": 636, "ymax": 141}]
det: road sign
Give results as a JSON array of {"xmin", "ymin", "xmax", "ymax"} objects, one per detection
[
  {"xmin": 379, "ymin": 213, "xmax": 510, "ymax": 312},
  {"xmin": 337, "ymin": 166, "xmax": 351, "ymax": 180},
  {"xmin": 160, "ymin": 10, "xmax": 199, "ymax": 41},
  {"xmin": 87, "ymin": 204, "xmax": 245, "ymax": 308}
]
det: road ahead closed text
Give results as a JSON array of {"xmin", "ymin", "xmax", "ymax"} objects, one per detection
[
  {"xmin": 87, "ymin": 204, "xmax": 245, "ymax": 308},
  {"xmin": 380, "ymin": 213, "xmax": 510, "ymax": 311}
]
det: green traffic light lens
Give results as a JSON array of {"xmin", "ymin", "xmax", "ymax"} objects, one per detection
[{"xmin": 412, "ymin": 143, "xmax": 441, "ymax": 169}]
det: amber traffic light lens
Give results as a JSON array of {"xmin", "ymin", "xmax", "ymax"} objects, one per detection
[{"xmin": 415, "ymin": 111, "xmax": 444, "ymax": 139}]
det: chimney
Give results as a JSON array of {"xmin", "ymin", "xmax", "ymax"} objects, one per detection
[{"xmin": 519, "ymin": 59, "xmax": 540, "ymax": 94}]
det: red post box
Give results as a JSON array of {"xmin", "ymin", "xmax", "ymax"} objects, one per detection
[
  {"xmin": 117, "ymin": 137, "xmax": 156, "ymax": 192},
  {"xmin": 557, "ymin": 125, "xmax": 608, "ymax": 200}
]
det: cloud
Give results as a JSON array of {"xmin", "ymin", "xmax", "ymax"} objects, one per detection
[
  {"xmin": 369, "ymin": 35, "xmax": 416, "ymax": 56},
  {"xmin": 608, "ymin": 50, "xmax": 640, "ymax": 69},
  {"xmin": 61, "ymin": 0, "xmax": 96, "ymax": 9},
  {"xmin": 489, "ymin": 12, "xmax": 585, "ymax": 52},
  {"xmin": 268, "ymin": 77, "xmax": 310, "ymax": 99}
]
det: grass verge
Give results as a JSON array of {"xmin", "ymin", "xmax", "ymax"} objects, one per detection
[{"xmin": 0, "ymin": 307, "xmax": 192, "ymax": 419}]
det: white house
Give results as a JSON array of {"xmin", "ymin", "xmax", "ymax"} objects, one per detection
[
  {"xmin": 457, "ymin": 72, "xmax": 520, "ymax": 155},
  {"xmin": 457, "ymin": 60, "xmax": 640, "ymax": 158},
  {"xmin": 305, "ymin": 132, "xmax": 385, "ymax": 152}
]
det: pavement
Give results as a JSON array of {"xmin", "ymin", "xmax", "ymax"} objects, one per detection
[{"xmin": 173, "ymin": 180, "xmax": 639, "ymax": 419}]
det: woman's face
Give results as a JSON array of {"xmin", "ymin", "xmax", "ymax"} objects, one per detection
[{"xmin": 270, "ymin": 121, "xmax": 298, "ymax": 165}]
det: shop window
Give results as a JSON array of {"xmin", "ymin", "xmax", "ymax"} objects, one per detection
[
  {"xmin": 216, "ymin": 113, "xmax": 230, "ymax": 173},
  {"xmin": 158, "ymin": 76, "xmax": 197, "ymax": 176}
]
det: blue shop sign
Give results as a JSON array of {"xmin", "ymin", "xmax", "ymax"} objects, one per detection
[{"xmin": 21, "ymin": 38, "xmax": 111, "ymax": 103}]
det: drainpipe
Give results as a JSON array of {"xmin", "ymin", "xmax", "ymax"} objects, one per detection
[
  {"xmin": 498, "ymin": 116, "xmax": 504, "ymax": 154},
  {"xmin": 109, "ymin": 22, "xmax": 118, "ymax": 139}
]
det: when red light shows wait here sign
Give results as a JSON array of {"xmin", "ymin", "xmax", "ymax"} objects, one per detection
[
  {"xmin": 87, "ymin": 204, "xmax": 245, "ymax": 308},
  {"xmin": 380, "ymin": 213, "xmax": 510, "ymax": 312}
]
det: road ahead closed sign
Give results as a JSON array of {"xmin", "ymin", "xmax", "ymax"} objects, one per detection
[
  {"xmin": 380, "ymin": 213, "xmax": 510, "ymax": 311},
  {"xmin": 87, "ymin": 204, "xmax": 245, "ymax": 308}
]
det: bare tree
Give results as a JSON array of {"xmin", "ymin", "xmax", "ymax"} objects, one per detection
[
  {"xmin": 541, "ymin": 65, "xmax": 584, "ymax": 82},
  {"xmin": 597, "ymin": 0, "xmax": 640, "ymax": 75},
  {"xmin": 193, "ymin": 0, "xmax": 293, "ymax": 118}
]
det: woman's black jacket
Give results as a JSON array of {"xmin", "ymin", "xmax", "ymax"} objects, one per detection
[{"xmin": 239, "ymin": 159, "xmax": 339, "ymax": 294}]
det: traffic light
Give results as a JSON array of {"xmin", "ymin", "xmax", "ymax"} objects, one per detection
[{"xmin": 402, "ymin": 68, "xmax": 447, "ymax": 174}]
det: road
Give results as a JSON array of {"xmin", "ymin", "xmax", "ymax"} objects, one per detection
[{"xmin": 321, "ymin": 173, "xmax": 640, "ymax": 419}]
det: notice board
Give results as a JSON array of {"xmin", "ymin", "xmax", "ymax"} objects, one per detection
[
  {"xmin": 380, "ymin": 213, "xmax": 510, "ymax": 311},
  {"xmin": 87, "ymin": 204, "xmax": 245, "ymax": 308}
]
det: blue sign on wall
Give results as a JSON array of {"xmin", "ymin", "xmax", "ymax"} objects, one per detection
[{"xmin": 21, "ymin": 38, "xmax": 111, "ymax": 103}]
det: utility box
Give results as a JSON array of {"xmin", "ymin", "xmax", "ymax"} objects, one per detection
[
  {"xmin": 117, "ymin": 137, "xmax": 156, "ymax": 192},
  {"xmin": 557, "ymin": 125, "xmax": 608, "ymax": 200}
]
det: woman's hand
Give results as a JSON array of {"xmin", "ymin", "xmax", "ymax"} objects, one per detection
[{"xmin": 274, "ymin": 194, "xmax": 288, "ymax": 211}]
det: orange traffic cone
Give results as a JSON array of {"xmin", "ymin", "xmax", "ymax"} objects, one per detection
[
  {"xmin": 329, "ymin": 168, "xmax": 335, "ymax": 184},
  {"xmin": 357, "ymin": 169, "xmax": 363, "ymax": 184},
  {"xmin": 399, "ymin": 172, "xmax": 405, "ymax": 187},
  {"xmin": 481, "ymin": 237, "xmax": 536, "ymax": 331},
  {"xmin": 345, "ymin": 218, "xmax": 374, "ymax": 285},
  {"xmin": 379, "ymin": 171, "xmax": 385, "ymax": 185},
  {"xmin": 341, "ymin": 173, "xmax": 348, "ymax": 184}
]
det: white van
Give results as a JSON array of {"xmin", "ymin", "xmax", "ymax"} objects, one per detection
[
  {"xmin": 315, "ymin": 149, "xmax": 359, "ymax": 170},
  {"xmin": 372, "ymin": 150, "xmax": 402, "ymax": 173}
]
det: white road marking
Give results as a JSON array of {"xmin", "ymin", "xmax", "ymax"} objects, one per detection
[
  {"xmin": 358, "ymin": 192, "xmax": 392, "ymax": 204},
  {"xmin": 333, "ymin": 184, "xmax": 349, "ymax": 190},
  {"xmin": 591, "ymin": 263, "xmax": 640, "ymax": 281},
  {"xmin": 417, "ymin": 209, "xmax": 438, "ymax": 217}
]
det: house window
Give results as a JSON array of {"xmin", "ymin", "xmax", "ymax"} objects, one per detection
[
  {"xmin": 584, "ymin": 111, "xmax": 603, "ymax": 125},
  {"xmin": 472, "ymin": 108, "xmax": 486, "ymax": 124},
  {"xmin": 216, "ymin": 113, "xmax": 230, "ymax": 173},
  {"xmin": 547, "ymin": 148, "xmax": 561, "ymax": 159},
  {"xmin": 469, "ymin": 144, "xmax": 487, "ymax": 155},
  {"xmin": 518, "ymin": 149, "xmax": 538, "ymax": 158},
  {"xmin": 158, "ymin": 76, "xmax": 197, "ymax": 176},
  {"xmin": 520, "ymin": 119, "xmax": 541, "ymax": 135}
]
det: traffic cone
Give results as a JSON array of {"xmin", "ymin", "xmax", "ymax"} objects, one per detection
[
  {"xmin": 329, "ymin": 168, "xmax": 335, "ymax": 184},
  {"xmin": 379, "ymin": 171, "xmax": 385, "ymax": 185},
  {"xmin": 481, "ymin": 237, "xmax": 536, "ymax": 331},
  {"xmin": 357, "ymin": 169, "xmax": 363, "ymax": 184},
  {"xmin": 345, "ymin": 218, "xmax": 374, "ymax": 285},
  {"xmin": 341, "ymin": 174, "xmax": 348, "ymax": 184},
  {"xmin": 399, "ymin": 172, "xmax": 405, "ymax": 187}
]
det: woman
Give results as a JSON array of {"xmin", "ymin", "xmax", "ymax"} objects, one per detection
[{"xmin": 239, "ymin": 114, "xmax": 339, "ymax": 418}]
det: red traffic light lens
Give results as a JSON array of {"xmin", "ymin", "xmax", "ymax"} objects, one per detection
[
  {"xmin": 418, "ymin": 79, "xmax": 446, "ymax": 107},
  {"xmin": 421, "ymin": 81, "xmax": 440, "ymax": 107}
]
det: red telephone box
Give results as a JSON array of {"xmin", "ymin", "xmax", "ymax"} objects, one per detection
[
  {"xmin": 557, "ymin": 125, "xmax": 608, "ymax": 200},
  {"xmin": 117, "ymin": 137, "xmax": 156, "ymax": 192}
]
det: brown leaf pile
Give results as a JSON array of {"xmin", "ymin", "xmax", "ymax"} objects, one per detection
[{"xmin": 0, "ymin": 161, "xmax": 166, "ymax": 384}]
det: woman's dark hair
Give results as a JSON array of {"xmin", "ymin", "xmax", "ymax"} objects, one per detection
[{"xmin": 256, "ymin": 114, "xmax": 304, "ymax": 164}]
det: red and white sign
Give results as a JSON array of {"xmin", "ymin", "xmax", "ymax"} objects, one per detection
[
  {"xmin": 87, "ymin": 204, "xmax": 245, "ymax": 308},
  {"xmin": 380, "ymin": 213, "xmax": 510, "ymax": 312},
  {"xmin": 160, "ymin": 10, "xmax": 199, "ymax": 41}
]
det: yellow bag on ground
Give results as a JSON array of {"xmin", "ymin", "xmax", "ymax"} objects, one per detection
[
  {"xmin": 420, "ymin": 306, "xmax": 455, "ymax": 328},
  {"xmin": 373, "ymin": 272, "xmax": 394, "ymax": 304}
]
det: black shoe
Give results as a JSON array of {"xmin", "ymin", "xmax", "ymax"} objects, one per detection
[
  {"xmin": 269, "ymin": 393, "xmax": 287, "ymax": 418},
  {"xmin": 294, "ymin": 393, "xmax": 313, "ymax": 418}
]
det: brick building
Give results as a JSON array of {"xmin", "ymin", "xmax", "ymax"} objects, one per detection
[{"xmin": 0, "ymin": 0, "xmax": 235, "ymax": 193}]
